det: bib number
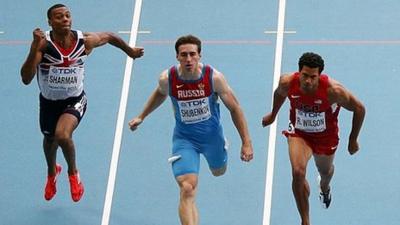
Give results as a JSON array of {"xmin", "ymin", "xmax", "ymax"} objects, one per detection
[
  {"xmin": 178, "ymin": 97, "xmax": 211, "ymax": 124},
  {"xmin": 47, "ymin": 66, "xmax": 83, "ymax": 90},
  {"xmin": 294, "ymin": 109, "xmax": 326, "ymax": 133}
]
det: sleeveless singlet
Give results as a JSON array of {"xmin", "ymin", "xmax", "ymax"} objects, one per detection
[
  {"xmin": 168, "ymin": 65, "xmax": 222, "ymax": 137},
  {"xmin": 287, "ymin": 72, "xmax": 340, "ymax": 138},
  {"xmin": 37, "ymin": 30, "xmax": 87, "ymax": 100}
]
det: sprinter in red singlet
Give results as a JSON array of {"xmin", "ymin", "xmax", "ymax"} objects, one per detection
[{"xmin": 262, "ymin": 52, "xmax": 365, "ymax": 225}]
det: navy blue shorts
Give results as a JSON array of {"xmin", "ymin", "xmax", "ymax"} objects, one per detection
[{"xmin": 39, "ymin": 92, "xmax": 87, "ymax": 136}]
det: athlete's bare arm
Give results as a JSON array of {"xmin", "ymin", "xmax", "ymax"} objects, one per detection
[
  {"xmin": 262, "ymin": 74, "xmax": 293, "ymax": 127},
  {"xmin": 213, "ymin": 70, "xmax": 253, "ymax": 162},
  {"xmin": 328, "ymin": 79, "xmax": 366, "ymax": 154},
  {"xmin": 20, "ymin": 28, "xmax": 47, "ymax": 85},
  {"xmin": 128, "ymin": 70, "xmax": 169, "ymax": 131},
  {"xmin": 83, "ymin": 32, "xmax": 144, "ymax": 58}
]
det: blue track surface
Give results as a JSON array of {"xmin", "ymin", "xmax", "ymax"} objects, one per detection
[{"xmin": 1, "ymin": 1, "xmax": 399, "ymax": 224}]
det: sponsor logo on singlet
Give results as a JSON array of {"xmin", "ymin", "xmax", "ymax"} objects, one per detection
[
  {"xmin": 294, "ymin": 109, "xmax": 326, "ymax": 132},
  {"xmin": 47, "ymin": 66, "xmax": 83, "ymax": 90},
  {"xmin": 178, "ymin": 97, "xmax": 211, "ymax": 124}
]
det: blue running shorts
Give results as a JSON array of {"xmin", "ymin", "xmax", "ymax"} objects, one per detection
[{"xmin": 171, "ymin": 132, "xmax": 228, "ymax": 177}]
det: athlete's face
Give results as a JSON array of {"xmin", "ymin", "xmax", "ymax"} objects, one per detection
[
  {"xmin": 48, "ymin": 7, "xmax": 72, "ymax": 34},
  {"xmin": 299, "ymin": 66, "xmax": 320, "ymax": 93},
  {"xmin": 176, "ymin": 44, "xmax": 201, "ymax": 74}
]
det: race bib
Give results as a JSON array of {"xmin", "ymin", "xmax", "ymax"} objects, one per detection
[
  {"xmin": 178, "ymin": 97, "xmax": 211, "ymax": 124},
  {"xmin": 47, "ymin": 66, "xmax": 84, "ymax": 90},
  {"xmin": 294, "ymin": 109, "xmax": 326, "ymax": 133}
]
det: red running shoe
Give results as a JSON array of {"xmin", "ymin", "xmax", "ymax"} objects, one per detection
[
  {"xmin": 44, "ymin": 164, "xmax": 62, "ymax": 201},
  {"xmin": 68, "ymin": 172, "xmax": 84, "ymax": 202}
]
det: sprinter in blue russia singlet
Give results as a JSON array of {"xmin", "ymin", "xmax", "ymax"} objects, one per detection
[{"xmin": 168, "ymin": 65, "xmax": 227, "ymax": 177}]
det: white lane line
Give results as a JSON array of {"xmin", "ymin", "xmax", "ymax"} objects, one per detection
[
  {"xmin": 264, "ymin": 30, "xmax": 296, "ymax": 34},
  {"xmin": 0, "ymin": 31, "xmax": 4, "ymax": 34},
  {"xmin": 101, "ymin": 0, "xmax": 143, "ymax": 225},
  {"xmin": 263, "ymin": 0, "xmax": 286, "ymax": 225},
  {"xmin": 118, "ymin": 30, "xmax": 150, "ymax": 34}
]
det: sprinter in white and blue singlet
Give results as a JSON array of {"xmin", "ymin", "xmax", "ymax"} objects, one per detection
[
  {"xmin": 128, "ymin": 35, "xmax": 253, "ymax": 225},
  {"xmin": 21, "ymin": 4, "xmax": 144, "ymax": 203}
]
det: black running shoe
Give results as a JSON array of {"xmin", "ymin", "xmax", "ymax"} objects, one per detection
[
  {"xmin": 318, "ymin": 175, "xmax": 332, "ymax": 209},
  {"xmin": 319, "ymin": 188, "xmax": 331, "ymax": 209}
]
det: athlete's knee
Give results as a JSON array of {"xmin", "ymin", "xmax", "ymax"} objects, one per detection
[
  {"xmin": 318, "ymin": 164, "xmax": 334, "ymax": 176},
  {"xmin": 44, "ymin": 135, "xmax": 55, "ymax": 144},
  {"xmin": 211, "ymin": 165, "xmax": 227, "ymax": 177},
  {"xmin": 54, "ymin": 130, "xmax": 72, "ymax": 145},
  {"xmin": 292, "ymin": 166, "xmax": 307, "ymax": 181},
  {"xmin": 179, "ymin": 180, "xmax": 197, "ymax": 199}
]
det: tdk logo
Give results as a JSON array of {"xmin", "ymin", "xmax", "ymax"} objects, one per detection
[
  {"xmin": 52, "ymin": 68, "xmax": 77, "ymax": 74},
  {"xmin": 180, "ymin": 98, "xmax": 207, "ymax": 107}
]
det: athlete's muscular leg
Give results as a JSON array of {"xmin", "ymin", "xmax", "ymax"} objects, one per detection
[
  {"xmin": 288, "ymin": 136, "xmax": 313, "ymax": 225},
  {"xmin": 314, "ymin": 154, "xmax": 335, "ymax": 193},
  {"xmin": 43, "ymin": 136, "xmax": 59, "ymax": 176},
  {"xmin": 176, "ymin": 174, "xmax": 199, "ymax": 225},
  {"xmin": 54, "ymin": 113, "xmax": 79, "ymax": 175}
]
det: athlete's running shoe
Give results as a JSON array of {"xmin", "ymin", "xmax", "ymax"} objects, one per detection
[
  {"xmin": 318, "ymin": 175, "xmax": 332, "ymax": 209},
  {"xmin": 68, "ymin": 172, "xmax": 84, "ymax": 202},
  {"xmin": 44, "ymin": 164, "xmax": 62, "ymax": 201}
]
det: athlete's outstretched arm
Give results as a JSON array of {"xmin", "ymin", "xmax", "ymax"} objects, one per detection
[
  {"xmin": 213, "ymin": 71, "xmax": 253, "ymax": 162},
  {"xmin": 328, "ymin": 80, "xmax": 366, "ymax": 155},
  {"xmin": 20, "ymin": 28, "xmax": 46, "ymax": 85},
  {"xmin": 261, "ymin": 74, "xmax": 292, "ymax": 127},
  {"xmin": 83, "ymin": 32, "xmax": 144, "ymax": 58},
  {"xmin": 128, "ymin": 71, "xmax": 169, "ymax": 131}
]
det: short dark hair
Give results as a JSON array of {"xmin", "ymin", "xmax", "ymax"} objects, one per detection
[
  {"xmin": 175, "ymin": 35, "xmax": 201, "ymax": 54},
  {"xmin": 47, "ymin": 4, "xmax": 67, "ymax": 20},
  {"xmin": 298, "ymin": 52, "xmax": 325, "ymax": 73}
]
